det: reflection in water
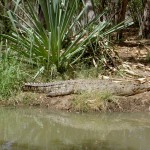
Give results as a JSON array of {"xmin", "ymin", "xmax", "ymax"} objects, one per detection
[{"xmin": 0, "ymin": 108, "xmax": 150, "ymax": 150}]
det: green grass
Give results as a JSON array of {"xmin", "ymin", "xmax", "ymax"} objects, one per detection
[
  {"xmin": 72, "ymin": 91, "xmax": 114, "ymax": 112},
  {"xmin": 74, "ymin": 65, "xmax": 104, "ymax": 79},
  {"xmin": 0, "ymin": 52, "xmax": 26, "ymax": 100}
]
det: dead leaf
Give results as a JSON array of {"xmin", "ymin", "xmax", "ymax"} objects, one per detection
[{"xmin": 124, "ymin": 69, "xmax": 139, "ymax": 76}]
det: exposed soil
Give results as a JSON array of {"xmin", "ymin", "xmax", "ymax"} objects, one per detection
[
  {"xmin": 43, "ymin": 91, "xmax": 150, "ymax": 112},
  {"xmin": 2, "ymin": 90, "xmax": 150, "ymax": 112}
]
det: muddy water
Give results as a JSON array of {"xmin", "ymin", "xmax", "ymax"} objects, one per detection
[{"xmin": 0, "ymin": 108, "xmax": 150, "ymax": 150}]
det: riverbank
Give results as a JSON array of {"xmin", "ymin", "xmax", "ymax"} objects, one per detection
[
  {"xmin": 1, "ymin": 38, "xmax": 150, "ymax": 113},
  {"xmin": 0, "ymin": 90, "xmax": 150, "ymax": 112}
]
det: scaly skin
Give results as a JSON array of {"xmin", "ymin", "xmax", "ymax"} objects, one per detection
[{"xmin": 22, "ymin": 79, "xmax": 150, "ymax": 97}]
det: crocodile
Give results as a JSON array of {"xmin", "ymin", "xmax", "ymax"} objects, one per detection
[{"xmin": 22, "ymin": 79, "xmax": 150, "ymax": 97}]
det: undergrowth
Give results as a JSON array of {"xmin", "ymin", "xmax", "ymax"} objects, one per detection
[
  {"xmin": 0, "ymin": 49, "xmax": 26, "ymax": 100},
  {"xmin": 72, "ymin": 91, "xmax": 114, "ymax": 112}
]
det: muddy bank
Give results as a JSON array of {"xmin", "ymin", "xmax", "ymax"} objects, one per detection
[{"xmin": 1, "ymin": 91, "xmax": 150, "ymax": 112}]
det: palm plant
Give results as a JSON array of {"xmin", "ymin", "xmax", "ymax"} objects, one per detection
[{"xmin": 0, "ymin": 0, "xmax": 133, "ymax": 74}]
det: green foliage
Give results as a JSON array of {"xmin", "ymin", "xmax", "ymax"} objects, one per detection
[
  {"xmin": 129, "ymin": 0, "xmax": 144, "ymax": 26},
  {"xmin": 0, "ymin": 0, "xmax": 12, "ymax": 35},
  {"xmin": 1, "ymin": 0, "xmax": 89, "ymax": 73},
  {"xmin": 73, "ymin": 65, "xmax": 103, "ymax": 79},
  {"xmin": 0, "ymin": 0, "xmax": 132, "ymax": 74},
  {"xmin": 0, "ymin": 45, "xmax": 26, "ymax": 100}
]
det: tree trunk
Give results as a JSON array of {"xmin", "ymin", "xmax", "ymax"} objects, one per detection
[
  {"xmin": 83, "ymin": 0, "xmax": 95, "ymax": 22},
  {"xmin": 140, "ymin": 0, "xmax": 150, "ymax": 39},
  {"xmin": 117, "ymin": 0, "xmax": 129, "ymax": 40}
]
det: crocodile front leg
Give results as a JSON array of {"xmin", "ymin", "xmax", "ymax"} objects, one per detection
[
  {"xmin": 46, "ymin": 84, "xmax": 75, "ymax": 97},
  {"xmin": 46, "ymin": 88, "xmax": 74, "ymax": 97}
]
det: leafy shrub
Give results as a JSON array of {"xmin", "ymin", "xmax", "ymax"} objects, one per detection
[{"xmin": 1, "ymin": 0, "xmax": 132, "ymax": 74}]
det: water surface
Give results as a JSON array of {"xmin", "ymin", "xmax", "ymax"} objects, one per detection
[{"xmin": 0, "ymin": 107, "xmax": 150, "ymax": 150}]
